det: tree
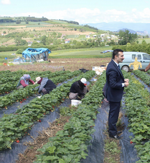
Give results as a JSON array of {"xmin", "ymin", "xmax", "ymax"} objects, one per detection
[
  {"xmin": 3, "ymin": 31, "xmax": 6, "ymax": 34},
  {"xmin": 15, "ymin": 37, "xmax": 27, "ymax": 46},
  {"xmin": 118, "ymin": 30, "xmax": 137, "ymax": 45},
  {"xmin": 16, "ymin": 20, "xmax": 21, "ymax": 24},
  {"xmin": 15, "ymin": 37, "xmax": 22, "ymax": 46},
  {"xmin": 41, "ymin": 35, "xmax": 47, "ymax": 45}
]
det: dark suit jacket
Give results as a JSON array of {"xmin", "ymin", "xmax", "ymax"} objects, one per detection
[{"xmin": 106, "ymin": 60, "xmax": 124, "ymax": 102}]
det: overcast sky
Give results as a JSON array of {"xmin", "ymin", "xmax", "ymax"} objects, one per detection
[{"xmin": 1, "ymin": 0, "xmax": 150, "ymax": 24}]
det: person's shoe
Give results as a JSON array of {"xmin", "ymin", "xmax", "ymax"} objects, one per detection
[{"xmin": 109, "ymin": 134, "xmax": 121, "ymax": 139}]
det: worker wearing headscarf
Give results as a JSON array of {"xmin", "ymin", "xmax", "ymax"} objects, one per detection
[
  {"xmin": 69, "ymin": 78, "xmax": 88, "ymax": 100},
  {"xmin": 17, "ymin": 74, "xmax": 35, "ymax": 89},
  {"xmin": 35, "ymin": 77, "xmax": 56, "ymax": 95}
]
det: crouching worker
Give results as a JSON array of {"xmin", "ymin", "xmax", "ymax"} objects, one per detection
[
  {"xmin": 69, "ymin": 78, "xmax": 88, "ymax": 100},
  {"xmin": 17, "ymin": 74, "xmax": 35, "ymax": 89},
  {"xmin": 35, "ymin": 77, "xmax": 56, "ymax": 95}
]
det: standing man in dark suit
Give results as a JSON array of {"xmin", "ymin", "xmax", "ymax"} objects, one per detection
[{"xmin": 106, "ymin": 49, "xmax": 129, "ymax": 139}]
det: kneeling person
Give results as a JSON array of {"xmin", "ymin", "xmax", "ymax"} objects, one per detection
[
  {"xmin": 35, "ymin": 77, "xmax": 56, "ymax": 95},
  {"xmin": 69, "ymin": 78, "xmax": 88, "ymax": 100},
  {"xmin": 17, "ymin": 74, "xmax": 35, "ymax": 89}
]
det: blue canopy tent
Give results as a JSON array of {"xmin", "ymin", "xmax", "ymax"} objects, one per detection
[{"xmin": 22, "ymin": 48, "xmax": 51, "ymax": 62}]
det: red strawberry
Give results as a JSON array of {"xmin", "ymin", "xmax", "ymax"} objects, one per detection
[
  {"xmin": 16, "ymin": 140, "xmax": 20, "ymax": 143},
  {"xmin": 130, "ymin": 141, "xmax": 133, "ymax": 144}
]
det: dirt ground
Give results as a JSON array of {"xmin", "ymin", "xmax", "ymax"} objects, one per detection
[
  {"xmin": 16, "ymin": 115, "xmax": 71, "ymax": 163},
  {"xmin": 104, "ymin": 112, "xmax": 124, "ymax": 163},
  {"xmin": 0, "ymin": 58, "xmax": 111, "ymax": 72}
]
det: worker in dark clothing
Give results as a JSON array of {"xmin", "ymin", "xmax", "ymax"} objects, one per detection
[
  {"xmin": 35, "ymin": 77, "xmax": 56, "ymax": 95},
  {"xmin": 69, "ymin": 78, "xmax": 88, "ymax": 100},
  {"xmin": 17, "ymin": 74, "xmax": 35, "ymax": 89}
]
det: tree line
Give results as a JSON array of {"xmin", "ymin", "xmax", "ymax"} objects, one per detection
[
  {"xmin": 112, "ymin": 40, "xmax": 150, "ymax": 54},
  {"xmin": 0, "ymin": 19, "xmax": 15, "ymax": 23},
  {"xmin": 83, "ymin": 25, "xmax": 98, "ymax": 31},
  {"xmin": 59, "ymin": 19, "xmax": 79, "ymax": 25}
]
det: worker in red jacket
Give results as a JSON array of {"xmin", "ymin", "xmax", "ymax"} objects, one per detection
[{"xmin": 17, "ymin": 74, "xmax": 35, "ymax": 89}]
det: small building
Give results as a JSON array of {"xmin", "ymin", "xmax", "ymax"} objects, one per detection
[
  {"xmin": 100, "ymin": 34, "xmax": 105, "ymax": 37},
  {"xmin": 86, "ymin": 35, "xmax": 90, "ymax": 38},
  {"xmin": 27, "ymin": 41, "xmax": 33, "ymax": 46},
  {"xmin": 65, "ymin": 39, "xmax": 70, "ymax": 44},
  {"xmin": 36, "ymin": 40, "xmax": 41, "ymax": 43}
]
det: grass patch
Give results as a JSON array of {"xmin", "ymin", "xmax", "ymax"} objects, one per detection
[
  {"xmin": 138, "ymin": 38, "xmax": 150, "ymax": 44},
  {"xmin": 0, "ymin": 51, "xmax": 21, "ymax": 62},
  {"xmin": 50, "ymin": 47, "xmax": 112, "ymax": 58}
]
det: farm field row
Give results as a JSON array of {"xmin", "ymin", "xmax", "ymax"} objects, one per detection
[
  {"xmin": 0, "ymin": 70, "xmax": 81, "ymax": 109},
  {"xmin": 0, "ymin": 70, "xmax": 65, "ymax": 94},
  {"xmin": 0, "ymin": 70, "xmax": 95, "ymax": 150},
  {"xmin": 1, "ymin": 69, "xmax": 150, "ymax": 163},
  {"xmin": 123, "ymin": 71, "xmax": 150, "ymax": 163},
  {"xmin": 0, "ymin": 70, "xmax": 72, "ymax": 95},
  {"xmin": 33, "ymin": 72, "xmax": 106, "ymax": 163},
  {"xmin": 133, "ymin": 70, "xmax": 150, "ymax": 86}
]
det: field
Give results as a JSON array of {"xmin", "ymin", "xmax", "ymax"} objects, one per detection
[
  {"xmin": 0, "ymin": 69, "xmax": 150, "ymax": 163},
  {"xmin": 0, "ymin": 58, "xmax": 111, "ymax": 72},
  {"xmin": 50, "ymin": 47, "xmax": 112, "ymax": 58},
  {"xmin": 0, "ymin": 46, "xmax": 112, "ymax": 64},
  {"xmin": 1, "ymin": 18, "xmax": 150, "ymax": 163},
  {"xmin": 138, "ymin": 38, "xmax": 150, "ymax": 44},
  {"xmin": 0, "ymin": 19, "xmax": 107, "ymax": 46}
]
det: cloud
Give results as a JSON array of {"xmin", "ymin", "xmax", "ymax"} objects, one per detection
[
  {"xmin": 18, "ymin": 7, "xmax": 150, "ymax": 24},
  {"xmin": 1, "ymin": 0, "xmax": 11, "ymax": 4}
]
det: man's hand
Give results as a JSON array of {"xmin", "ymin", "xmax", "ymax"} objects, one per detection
[
  {"xmin": 124, "ymin": 81, "xmax": 129, "ymax": 87},
  {"xmin": 124, "ymin": 79, "xmax": 129, "ymax": 83}
]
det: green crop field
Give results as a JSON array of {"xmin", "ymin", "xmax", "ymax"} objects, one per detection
[
  {"xmin": 50, "ymin": 46, "xmax": 112, "ymax": 58},
  {"xmin": 0, "ymin": 51, "xmax": 20, "ymax": 63},
  {"xmin": 138, "ymin": 38, "xmax": 150, "ymax": 44},
  {"xmin": 0, "ymin": 46, "xmax": 112, "ymax": 62}
]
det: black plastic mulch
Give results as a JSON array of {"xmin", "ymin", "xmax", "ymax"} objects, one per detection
[
  {"xmin": 120, "ymin": 97, "xmax": 139, "ymax": 163},
  {"xmin": 80, "ymin": 100, "xmax": 109, "ymax": 163},
  {"xmin": 0, "ymin": 76, "xmax": 94, "ymax": 163}
]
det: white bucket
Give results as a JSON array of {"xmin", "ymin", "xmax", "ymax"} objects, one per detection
[{"xmin": 71, "ymin": 100, "xmax": 82, "ymax": 107}]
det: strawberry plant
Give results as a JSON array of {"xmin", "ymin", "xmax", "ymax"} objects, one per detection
[
  {"xmin": 133, "ymin": 70, "xmax": 150, "ymax": 85},
  {"xmin": 122, "ymin": 70, "xmax": 150, "ymax": 163},
  {"xmin": 0, "ymin": 70, "xmax": 81, "ymax": 109},
  {"xmin": 33, "ymin": 72, "xmax": 106, "ymax": 163},
  {"xmin": 0, "ymin": 70, "xmax": 94, "ymax": 150}
]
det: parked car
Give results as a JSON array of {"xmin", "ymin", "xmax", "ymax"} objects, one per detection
[
  {"xmin": 120, "ymin": 52, "xmax": 150, "ymax": 72},
  {"xmin": 101, "ymin": 50, "xmax": 113, "ymax": 53}
]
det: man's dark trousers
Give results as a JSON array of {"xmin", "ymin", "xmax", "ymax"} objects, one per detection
[{"xmin": 109, "ymin": 101, "xmax": 120, "ymax": 136}]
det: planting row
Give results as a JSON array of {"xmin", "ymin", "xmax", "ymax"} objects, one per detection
[
  {"xmin": 146, "ymin": 69, "xmax": 150, "ymax": 75},
  {"xmin": 0, "ymin": 70, "xmax": 95, "ymax": 150},
  {"xmin": 123, "ymin": 71, "xmax": 150, "ymax": 163},
  {"xmin": 33, "ymin": 72, "xmax": 106, "ymax": 163},
  {"xmin": 133, "ymin": 70, "xmax": 150, "ymax": 86},
  {"xmin": 0, "ymin": 70, "xmax": 68, "ymax": 94},
  {"xmin": 0, "ymin": 70, "xmax": 81, "ymax": 109}
]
